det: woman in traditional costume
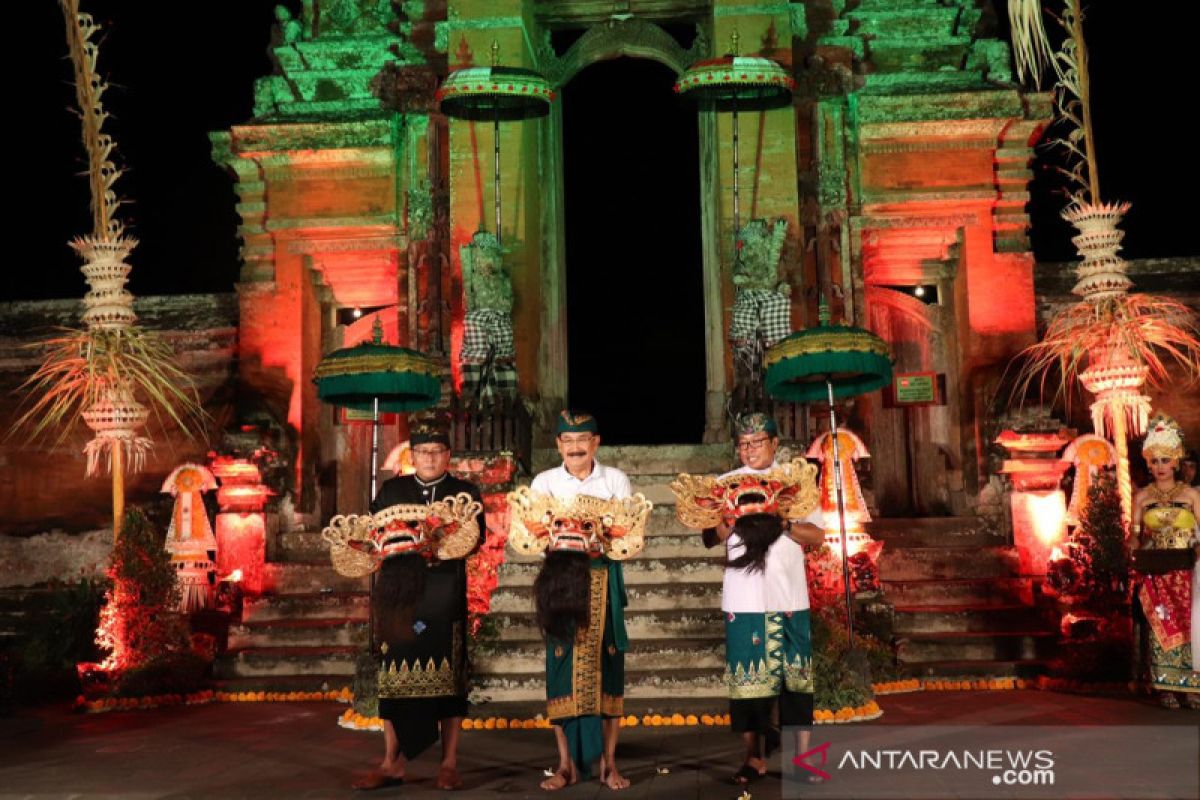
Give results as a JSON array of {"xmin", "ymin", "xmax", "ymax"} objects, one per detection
[{"xmin": 1133, "ymin": 415, "xmax": 1200, "ymax": 709}]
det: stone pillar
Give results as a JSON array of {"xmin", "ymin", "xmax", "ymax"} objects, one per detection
[
  {"xmin": 996, "ymin": 430, "xmax": 1072, "ymax": 577},
  {"xmin": 211, "ymin": 457, "xmax": 272, "ymax": 595}
]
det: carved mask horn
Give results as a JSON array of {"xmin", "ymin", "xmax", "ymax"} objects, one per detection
[
  {"xmin": 430, "ymin": 492, "xmax": 484, "ymax": 560},
  {"xmin": 322, "ymin": 514, "xmax": 381, "ymax": 578},
  {"xmin": 506, "ymin": 485, "xmax": 553, "ymax": 556},
  {"xmin": 603, "ymin": 493, "xmax": 653, "ymax": 561}
]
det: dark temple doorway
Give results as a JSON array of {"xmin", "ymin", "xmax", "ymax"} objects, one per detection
[{"xmin": 563, "ymin": 57, "xmax": 705, "ymax": 444}]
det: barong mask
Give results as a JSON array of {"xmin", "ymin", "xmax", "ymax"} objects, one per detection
[
  {"xmin": 506, "ymin": 486, "xmax": 652, "ymax": 560},
  {"xmin": 670, "ymin": 459, "xmax": 820, "ymax": 529},
  {"xmin": 322, "ymin": 492, "xmax": 483, "ymax": 578}
]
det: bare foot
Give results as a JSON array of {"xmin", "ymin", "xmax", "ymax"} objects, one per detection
[
  {"xmin": 599, "ymin": 762, "xmax": 630, "ymax": 790},
  {"xmin": 436, "ymin": 765, "xmax": 463, "ymax": 790},
  {"xmin": 540, "ymin": 765, "xmax": 578, "ymax": 791}
]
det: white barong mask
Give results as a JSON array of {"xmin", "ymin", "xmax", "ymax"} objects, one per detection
[
  {"xmin": 322, "ymin": 492, "xmax": 483, "ymax": 577},
  {"xmin": 670, "ymin": 459, "xmax": 820, "ymax": 530},
  {"xmin": 506, "ymin": 487, "xmax": 652, "ymax": 560}
]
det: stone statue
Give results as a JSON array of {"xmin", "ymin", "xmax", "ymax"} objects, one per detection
[
  {"xmin": 273, "ymin": 5, "xmax": 303, "ymax": 45},
  {"xmin": 460, "ymin": 231, "xmax": 516, "ymax": 401},
  {"xmin": 729, "ymin": 218, "xmax": 792, "ymax": 397}
]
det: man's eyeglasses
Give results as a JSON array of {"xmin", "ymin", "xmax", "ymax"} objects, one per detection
[
  {"xmin": 559, "ymin": 435, "xmax": 594, "ymax": 446},
  {"xmin": 413, "ymin": 446, "xmax": 448, "ymax": 457},
  {"xmin": 736, "ymin": 436, "xmax": 773, "ymax": 452}
]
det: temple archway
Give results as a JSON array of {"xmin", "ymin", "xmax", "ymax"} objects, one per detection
[
  {"xmin": 536, "ymin": 19, "xmax": 727, "ymax": 443},
  {"xmin": 561, "ymin": 57, "xmax": 705, "ymax": 443}
]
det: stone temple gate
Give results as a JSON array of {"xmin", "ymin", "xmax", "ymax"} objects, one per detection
[{"xmin": 213, "ymin": 0, "xmax": 1048, "ymax": 519}]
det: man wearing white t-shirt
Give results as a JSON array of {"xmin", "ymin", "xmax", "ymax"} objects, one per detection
[
  {"xmin": 703, "ymin": 413, "xmax": 824, "ymax": 786},
  {"xmin": 528, "ymin": 411, "xmax": 633, "ymax": 792}
]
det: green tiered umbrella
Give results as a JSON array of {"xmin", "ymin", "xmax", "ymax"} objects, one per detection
[
  {"xmin": 436, "ymin": 44, "xmax": 554, "ymax": 244},
  {"xmin": 675, "ymin": 33, "xmax": 795, "ymax": 235},
  {"xmin": 764, "ymin": 301, "xmax": 893, "ymax": 638},
  {"xmin": 314, "ymin": 318, "xmax": 440, "ymax": 502}
]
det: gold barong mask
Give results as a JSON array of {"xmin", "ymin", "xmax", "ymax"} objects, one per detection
[
  {"xmin": 322, "ymin": 492, "xmax": 483, "ymax": 577},
  {"xmin": 670, "ymin": 459, "xmax": 820, "ymax": 530},
  {"xmin": 506, "ymin": 487, "xmax": 652, "ymax": 560}
]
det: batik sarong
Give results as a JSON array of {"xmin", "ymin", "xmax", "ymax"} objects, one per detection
[
  {"xmin": 545, "ymin": 558, "xmax": 627, "ymax": 777},
  {"xmin": 725, "ymin": 609, "xmax": 813, "ymax": 732}
]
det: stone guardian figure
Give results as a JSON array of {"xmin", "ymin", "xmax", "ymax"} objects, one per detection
[{"xmin": 460, "ymin": 231, "xmax": 516, "ymax": 402}]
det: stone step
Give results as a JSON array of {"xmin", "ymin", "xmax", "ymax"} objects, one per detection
[
  {"xmin": 901, "ymin": 659, "xmax": 1052, "ymax": 680},
  {"xmin": 472, "ymin": 696, "xmax": 729, "ymax": 720},
  {"xmin": 496, "ymin": 558, "xmax": 724, "ymax": 588},
  {"xmin": 488, "ymin": 583, "xmax": 722, "ymax": 615},
  {"xmin": 262, "ymin": 562, "xmax": 369, "ymax": 594},
  {"xmin": 228, "ymin": 619, "xmax": 366, "ymax": 650},
  {"xmin": 866, "ymin": 517, "xmax": 1005, "ymax": 548},
  {"xmin": 215, "ymin": 646, "xmax": 360, "ymax": 679},
  {"xmin": 505, "ymin": 531, "xmax": 718, "ymax": 565},
  {"xmin": 898, "ymin": 631, "xmax": 1057, "ymax": 664},
  {"xmin": 242, "ymin": 591, "xmax": 369, "ymax": 623},
  {"xmin": 214, "ymin": 674, "xmax": 355, "ymax": 694},
  {"xmin": 473, "ymin": 669, "xmax": 725, "ymax": 705},
  {"xmin": 867, "ymin": 37, "xmax": 972, "ymax": 73},
  {"xmin": 882, "ymin": 577, "xmax": 1033, "ymax": 607},
  {"xmin": 495, "ymin": 610, "xmax": 723, "ymax": 643},
  {"xmin": 531, "ymin": 444, "xmax": 733, "ymax": 477},
  {"xmin": 848, "ymin": 6, "xmax": 961, "ymax": 37},
  {"xmin": 474, "ymin": 639, "xmax": 724, "ymax": 676},
  {"xmin": 877, "ymin": 546, "xmax": 1020, "ymax": 581},
  {"xmin": 893, "ymin": 604, "xmax": 1051, "ymax": 635}
]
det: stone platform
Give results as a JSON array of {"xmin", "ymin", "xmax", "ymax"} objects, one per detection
[{"xmin": 3, "ymin": 690, "xmax": 1195, "ymax": 799}]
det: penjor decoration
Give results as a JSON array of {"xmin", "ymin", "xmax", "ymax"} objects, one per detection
[
  {"xmin": 10, "ymin": 1, "xmax": 203, "ymax": 538},
  {"xmin": 161, "ymin": 464, "xmax": 218, "ymax": 612},
  {"xmin": 1008, "ymin": 0, "xmax": 1200, "ymax": 526}
]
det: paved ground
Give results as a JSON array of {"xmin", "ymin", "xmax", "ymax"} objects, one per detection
[{"xmin": 1, "ymin": 691, "xmax": 1197, "ymax": 799}]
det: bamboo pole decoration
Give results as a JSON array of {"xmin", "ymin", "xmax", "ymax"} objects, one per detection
[
  {"xmin": 112, "ymin": 442, "xmax": 124, "ymax": 538},
  {"xmin": 1066, "ymin": 0, "xmax": 1100, "ymax": 206}
]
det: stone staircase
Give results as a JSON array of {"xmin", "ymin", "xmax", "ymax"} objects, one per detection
[
  {"xmin": 215, "ymin": 448, "xmax": 1057, "ymax": 711},
  {"xmin": 872, "ymin": 517, "xmax": 1057, "ymax": 678},
  {"xmin": 473, "ymin": 444, "xmax": 731, "ymax": 715}
]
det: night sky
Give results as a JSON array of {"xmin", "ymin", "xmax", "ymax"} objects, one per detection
[{"xmin": 11, "ymin": 1, "xmax": 1195, "ymax": 306}]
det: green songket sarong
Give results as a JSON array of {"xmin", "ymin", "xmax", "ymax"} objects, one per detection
[
  {"xmin": 725, "ymin": 610, "xmax": 813, "ymax": 698},
  {"xmin": 545, "ymin": 557, "xmax": 627, "ymax": 777}
]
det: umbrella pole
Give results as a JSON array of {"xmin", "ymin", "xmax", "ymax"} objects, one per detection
[
  {"xmin": 731, "ymin": 95, "xmax": 741, "ymax": 235},
  {"xmin": 368, "ymin": 396, "xmax": 380, "ymax": 652},
  {"xmin": 493, "ymin": 108, "xmax": 502, "ymax": 246},
  {"xmin": 827, "ymin": 377, "xmax": 855, "ymax": 641}
]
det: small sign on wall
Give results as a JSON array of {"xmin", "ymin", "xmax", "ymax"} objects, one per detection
[{"xmin": 884, "ymin": 372, "xmax": 945, "ymax": 407}]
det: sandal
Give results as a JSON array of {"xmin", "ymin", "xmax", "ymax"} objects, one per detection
[
  {"xmin": 1158, "ymin": 692, "xmax": 1180, "ymax": 710},
  {"xmin": 732, "ymin": 763, "xmax": 765, "ymax": 785}
]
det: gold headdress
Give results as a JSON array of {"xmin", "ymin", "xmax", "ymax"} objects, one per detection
[
  {"xmin": 1142, "ymin": 414, "xmax": 1185, "ymax": 461},
  {"xmin": 670, "ymin": 459, "xmax": 819, "ymax": 530},
  {"xmin": 321, "ymin": 492, "xmax": 483, "ymax": 577},
  {"xmin": 506, "ymin": 486, "xmax": 652, "ymax": 560}
]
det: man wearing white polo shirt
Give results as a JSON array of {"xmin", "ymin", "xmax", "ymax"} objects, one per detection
[
  {"xmin": 703, "ymin": 412, "xmax": 824, "ymax": 787},
  {"xmin": 529, "ymin": 411, "xmax": 633, "ymax": 791}
]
